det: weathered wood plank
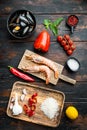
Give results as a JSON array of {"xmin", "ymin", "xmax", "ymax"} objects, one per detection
[{"xmin": 0, "ymin": 0, "xmax": 87, "ymax": 14}]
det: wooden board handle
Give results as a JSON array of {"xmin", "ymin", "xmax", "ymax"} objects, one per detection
[{"xmin": 59, "ymin": 74, "xmax": 76, "ymax": 85}]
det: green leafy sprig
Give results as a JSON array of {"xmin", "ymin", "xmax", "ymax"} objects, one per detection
[{"xmin": 43, "ymin": 17, "xmax": 63, "ymax": 36}]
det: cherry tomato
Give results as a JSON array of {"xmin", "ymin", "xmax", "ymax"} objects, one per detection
[
  {"xmin": 68, "ymin": 40, "xmax": 74, "ymax": 46},
  {"xmin": 57, "ymin": 35, "xmax": 63, "ymax": 42},
  {"xmin": 70, "ymin": 44, "xmax": 76, "ymax": 51},
  {"xmin": 60, "ymin": 40, "xmax": 66, "ymax": 46},
  {"xmin": 67, "ymin": 49, "xmax": 73, "ymax": 55},
  {"xmin": 57, "ymin": 34, "xmax": 76, "ymax": 56},
  {"xmin": 64, "ymin": 34, "xmax": 70, "ymax": 41},
  {"xmin": 64, "ymin": 45, "xmax": 70, "ymax": 51}
]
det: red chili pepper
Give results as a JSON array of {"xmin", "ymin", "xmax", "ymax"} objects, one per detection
[
  {"xmin": 27, "ymin": 110, "xmax": 35, "ymax": 117},
  {"xmin": 30, "ymin": 104, "xmax": 36, "ymax": 111},
  {"xmin": 23, "ymin": 93, "xmax": 38, "ymax": 117},
  {"xmin": 8, "ymin": 66, "xmax": 35, "ymax": 82},
  {"xmin": 28, "ymin": 97, "xmax": 37, "ymax": 107},
  {"xmin": 34, "ymin": 30, "xmax": 50, "ymax": 52},
  {"xmin": 28, "ymin": 98, "xmax": 34, "ymax": 107},
  {"xmin": 32, "ymin": 93, "xmax": 38, "ymax": 99},
  {"xmin": 23, "ymin": 104, "xmax": 28, "ymax": 113}
]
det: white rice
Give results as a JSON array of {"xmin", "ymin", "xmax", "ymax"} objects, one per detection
[{"xmin": 40, "ymin": 97, "xmax": 59, "ymax": 119}]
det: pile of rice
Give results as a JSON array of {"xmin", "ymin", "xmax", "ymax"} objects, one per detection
[{"xmin": 40, "ymin": 97, "xmax": 59, "ymax": 119}]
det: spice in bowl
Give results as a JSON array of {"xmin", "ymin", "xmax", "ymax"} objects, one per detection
[
  {"xmin": 7, "ymin": 9, "xmax": 36, "ymax": 38},
  {"xmin": 66, "ymin": 57, "xmax": 80, "ymax": 72}
]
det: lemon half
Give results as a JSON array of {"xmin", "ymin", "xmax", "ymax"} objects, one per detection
[{"xmin": 65, "ymin": 106, "xmax": 78, "ymax": 120}]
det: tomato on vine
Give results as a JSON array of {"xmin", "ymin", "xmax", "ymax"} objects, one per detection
[
  {"xmin": 57, "ymin": 35, "xmax": 63, "ymax": 42},
  {"xmin": 60, "ymin": 40, "xmax": 66, "ymax": 46},
  {"xmin": 67, "ymin": 49, "xmax": 73, "ymax": 55},
  {"xmin": 64, "ymin": 45, "xmax": 70, "ymax": 51},
  {"xmin": 57, "ymin": 34, "xmax": 76, "ymax": 56},
  {"xmin": 64, "ymin": 34, "xmax": 70, "ymax": 41}
]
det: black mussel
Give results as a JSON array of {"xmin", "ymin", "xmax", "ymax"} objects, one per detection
[{"xmin": 7, "ymin": 9, "xmax": 36, "ymax": 39}]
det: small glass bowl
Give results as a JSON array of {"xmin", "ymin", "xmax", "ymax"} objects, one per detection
[
  {"xmin": 7, "ymin": 9, "xmax": 36, "ymax": 39},
  {"xmin": 66, "ymin": 57, "xmax": 80, "ymax": 72}
]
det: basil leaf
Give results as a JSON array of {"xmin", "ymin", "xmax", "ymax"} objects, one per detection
[
  {"xmin": 43, "ymin": 17, "xmax": 63, "ymax": 36},
  {"xmin": 43, "ymin": 19, "xmax": 51, "ymax": 29},
  {"xmin": 49, "ymin": 24, "xmax": 58, "ymax": 36},
  {"xmin": 53, "ymin": 17, "xmax": 63, "ymax": 27}
]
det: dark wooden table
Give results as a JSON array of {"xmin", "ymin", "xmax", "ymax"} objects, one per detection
[{"xmin": 0, "ymin": 0, "xmax": 87, "ymax": 130}]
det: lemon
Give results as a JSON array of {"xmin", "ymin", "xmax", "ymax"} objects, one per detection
[{"xmin": 65, "ymin": 106, "xmax": 78, "ymax": 120}]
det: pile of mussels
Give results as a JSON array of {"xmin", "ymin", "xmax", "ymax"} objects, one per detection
[{"xmin": 8, "ymin": 10, "xmax": 36, "ymax": 38}]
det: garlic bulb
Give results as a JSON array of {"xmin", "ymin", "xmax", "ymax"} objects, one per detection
[{"xmin": 12, "ymin": 93, "xmax": 22, "ymax": 115}]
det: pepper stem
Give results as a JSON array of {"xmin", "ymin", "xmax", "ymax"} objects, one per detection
[{"xmin": 8, "ymin": 66, "xmax": 13, "ymax": 69}]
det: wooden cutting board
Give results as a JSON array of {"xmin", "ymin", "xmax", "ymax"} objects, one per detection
[
  {"xmin": 18, "ymin": 50, "xmax": 76, "ymax": 85},
  {"xmin": 6, "ymin": 81, "xmax": 65, "ymax": 127}
]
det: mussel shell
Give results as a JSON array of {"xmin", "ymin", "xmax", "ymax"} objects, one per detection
[
  {"xmin": 19, "ymin": 15, "xmax": 29, "ymax": 24},
  {"xmin": 23, "ymin": 26, "xmax": 29, "ymax": 35},
  {"xmin": 7, "ymin": 9, "xmax": 36, "ymax": 39},
  {"xmin": 20, "ymin": 21, "xmax": 26, "ymax": 27}
]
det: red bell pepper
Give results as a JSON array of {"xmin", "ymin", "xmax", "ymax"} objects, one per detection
[{"xmin": 34, "ymin": 30, "xmax": 50, "ymax": 52}]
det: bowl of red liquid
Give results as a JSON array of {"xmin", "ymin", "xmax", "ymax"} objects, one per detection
[
  {"xmin": 7, "ymin": 9, "xmax": 36, "ymax": 39},
  {"xmin": 67, "ymin": 15, "xmax": 79, "ymax": 33}
]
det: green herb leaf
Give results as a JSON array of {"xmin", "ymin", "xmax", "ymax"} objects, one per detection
[
  {"xmin": 53, "ymin": 17, "xmax": 63, "ymax": 27},
  {"xmin": 43, "ymin": 19, "xmax": 51, "ymax": 29},
  {"xmin": 49, "ymin": 24, "xmax": 58, "ymax": 36},
  {"xmin": 43, "ymin": 17, "xmax": 63, "ymax": 36}
]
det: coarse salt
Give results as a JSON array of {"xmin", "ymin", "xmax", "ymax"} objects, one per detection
[
  {"xmin": 40, "ymin": 97, "xmax": 59, "ymax": 119},
  {"xmin": 67, "ymin": 58, "xmax": 79, "ymax": 71}
]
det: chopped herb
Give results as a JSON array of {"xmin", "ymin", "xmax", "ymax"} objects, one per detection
[{"xmin": 43, "ymin": 17, "xmax": 63, "ymax": 36}]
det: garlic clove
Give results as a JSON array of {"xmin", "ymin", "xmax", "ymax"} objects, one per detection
[
  {"xmin": 9, "ymin": 103, "xmax": 14, "ymax": 110},
  {"xmin": 10, "ymin": 96, "xmax": 15, "ymax": 103},
  {"xmin": 20, "ymin": 94, "xmax": 25, "ymax": 101},
  {"xmin": 22, "ymin": 88, "xmax": 27, "ymax": 95}
]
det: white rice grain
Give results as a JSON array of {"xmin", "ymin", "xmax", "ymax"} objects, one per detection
[{"xmin": 41, "ymin": 97, "xmax": 59, "ymax": 119}]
